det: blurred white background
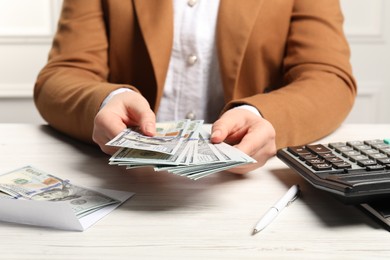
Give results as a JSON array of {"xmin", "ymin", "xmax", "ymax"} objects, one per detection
[{"xmin": 0, "ymin": 0, "xmax": 389, "ymax": 124}]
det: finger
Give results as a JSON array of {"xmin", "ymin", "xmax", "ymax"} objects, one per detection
[
  {"xmin": 236, "ymin": 119, "xmax": 276, "ymax": 156},
  {"xmin": 234, "ymin": 129, "xmax": 261, "ymax": 156},
  {"xmin": 211, "ymin": 115, "xmax": 242, "ymax": 143},
  {"xmin": 123, "ymin": 94, "xmax": 156, "ymax": 136}
]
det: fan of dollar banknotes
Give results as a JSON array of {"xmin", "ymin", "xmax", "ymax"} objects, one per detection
[{"xmin": 106, "ymin": 120, "xmax": 256, "ymax": 180}]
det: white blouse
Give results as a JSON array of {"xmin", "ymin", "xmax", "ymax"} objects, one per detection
[{"xmin": 157, "ymin": 0, "xmax": 224, "ymax": 123}]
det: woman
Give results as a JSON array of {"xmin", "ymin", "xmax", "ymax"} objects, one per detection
[{"xmin": 34, "ymin": 0, "xmax": 356, "ymax": 174}]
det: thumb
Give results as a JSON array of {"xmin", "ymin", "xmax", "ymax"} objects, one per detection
[
  {"xmin": 122, "ymin": 92, "xmax": 156, "ymax": 136},
  {"xmin": 211, "ymin": 117, "xmax": 231, "ymax": 143},
  {"xmin": 138, "ymin": 111, "xmax": 156, "ymax": 136}
]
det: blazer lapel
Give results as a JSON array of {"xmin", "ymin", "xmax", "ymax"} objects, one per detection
[
  {"xmin": 217, "ymin": 0, "xmax": 265, "ymax": 98},
  {"xmin": 133, "ymin": 0, "xmax": 174, "ymax": 100}
]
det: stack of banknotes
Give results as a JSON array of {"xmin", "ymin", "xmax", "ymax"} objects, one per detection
[
  {"xmin": 107, "ymin": 120, "xmax": 256, "ymax": 180},
  {"xmin": 0, "ymin": 166, "xmax": 119, "ymax": 218}
]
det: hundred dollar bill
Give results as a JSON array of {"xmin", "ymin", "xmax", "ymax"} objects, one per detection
[
  {"xmin": 109, "ymin": 120, "xmax": 204, "ymax": 167},
  {"xmin": 106, "ymin": 120, "xmax": 191, "ymax": 155},
  {"xmin": 0, "ymin": 166, "xmax": 66, "ymax": 199},
  {"xmin": 110, "ymin": 147, "xmax": 178, "ymax": 166},
  {"xmin": 109, "ymin": 135, "xmax": 188, "ymax": 167},
  {"xmin": 0, "ymin": 166, "xmax": 120, "ymax": 219},
  {"xmin": 30, "ymin": 183, "xmax": 119, "ymax": 218}
]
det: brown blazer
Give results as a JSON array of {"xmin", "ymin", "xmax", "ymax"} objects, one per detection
[{"xmin": 34, "ymin": 0, "xmax": 356, "ymax": 149}]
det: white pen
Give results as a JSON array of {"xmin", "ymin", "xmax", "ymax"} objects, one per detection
[{"xmin": 252, "ymin": 184, "xmax": 300, "ymax": 235}]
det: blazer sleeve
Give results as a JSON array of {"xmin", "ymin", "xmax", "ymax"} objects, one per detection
[
  {"xmin": 34, "ymin": 0, "xmax": 136, "ymax": 143},
  {"xmin": 227, "ymin": 0, "xmax": 357, "ymax": 149}
]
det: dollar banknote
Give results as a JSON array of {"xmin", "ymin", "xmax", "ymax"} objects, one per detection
[
  {"xmin": 106, "ymin": 119, "xmax": 191, "ymax": 155},
  {"xmin": 109, "ymin": 120, "xmax": 204, "ymax": 167},
  {"xmin": 0, "ymin": 166, "xmax": 119, "ymax": 218},
  {"xmin": 30, "ymin": 182, "xmax": 119, "ymax": 218},
  {"xmin": 0, "ymin": 166, "xmax": 65, "ymax": 199},
  {"xmin": 107, "ymin": 120, "xmax": 256, "ymax": 179}
]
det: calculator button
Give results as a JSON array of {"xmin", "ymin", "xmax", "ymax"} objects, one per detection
[
  {"xmin": 320, "ymin": 153, "xmax": 336, "ymax": 159},
  {"xmin": 349, "ymin": 154, "xmax": 369, "ymax": 162},
  {"xmin": 312, "ymin": 163, "xmax": 332, "ymax": 171},
  {"xmin": 306, "ymin": 144, "xmax": 332, "ymax": 154},
  {"xmin": 369, "ymin": 153, "xmax": 388, "ymax": 160},
  {"xmin": 329, "ymin": 142, "xmax": 347, "ymax": 149},
  {"xmin": 379, "ymin": 148, "xmax": 390, "ymax": 155},
  {"xmin": 352, "ymin": 144, "xmax": 371, "ymax": 150},
  {"xmin": 362, "ymin": 149, "xmax": 380, "ymax": 156},
  {"xmin": 335, "ymin": 146, "xmax": 354, "ymax": 153},
  {"xmin": 371, "ymin": 143, "xmax": 389, "ymax": 149},
  {"xmin": 342, "ymin": 150, "xmax": 361, "ymax": 157},
  {"xmin": 299, "ymin": 154, "xmax": 318, "ymax": 161},
  {"xmin": 366, "ymin": 165, "xmax": 385, "ymax": 171},
  {"xmin": 346, "ymin": 141, "xmax": 364, "ymax": 146},
  {"xmin": 364, "ymin": 139, "xmax": 385, "ymax": 145},
  {"xmin": 333, "ymin": 162, "xmax": 352, "ymax": 169},
  {"xmin": 377, "ymin": 158, "xmax": 390, "ymax": 165},
  {"xmin": 287, "ymin": 146, "xmax": 308, "ymax": 156},
  {"xmin": 357, "ymin": 159, "xmax": 377, "ymax": 167},
  {"xmin": 306, "ymin": 158, "xmax": 325, "ymax": 166},
  {"xmin": 326, "ymin": 157, "xmax": 344, "ymax": 164}
]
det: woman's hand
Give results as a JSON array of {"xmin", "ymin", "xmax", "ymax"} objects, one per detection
[
  {"xmin": 92, "ymin": 91, "xmax": 156, "ymax": 155},
  {"xmin": 211, "ymin": 108, "xmax": 276, "ymax": 174}
]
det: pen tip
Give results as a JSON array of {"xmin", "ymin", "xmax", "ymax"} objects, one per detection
[{"xmin": 252, "ymin": 229, "xmax": 259, "ymax": 236}]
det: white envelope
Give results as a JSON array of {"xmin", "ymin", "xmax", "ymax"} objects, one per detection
[{"xmin": 0, "ymin": 188, "xmax": 134, "ymax": 231}]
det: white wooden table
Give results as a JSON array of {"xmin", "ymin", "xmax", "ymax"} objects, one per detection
[{"xmin": 0, "ymin": 124, "xmax": 389, "ymax": 259}]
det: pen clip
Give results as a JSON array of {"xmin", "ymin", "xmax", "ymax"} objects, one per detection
[{"xmin": 286, "ymin": 186, "xmax": 300, "ymax": 207}]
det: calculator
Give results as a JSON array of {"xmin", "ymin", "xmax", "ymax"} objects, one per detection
[{"xmin": 276, "ymin": 139, "xmax": 390, "ymax": 204}]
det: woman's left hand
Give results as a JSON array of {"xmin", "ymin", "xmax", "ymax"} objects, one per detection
[{"xmin": 211, "ymin": 108, "xmax": 277, "ymax": 174}]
